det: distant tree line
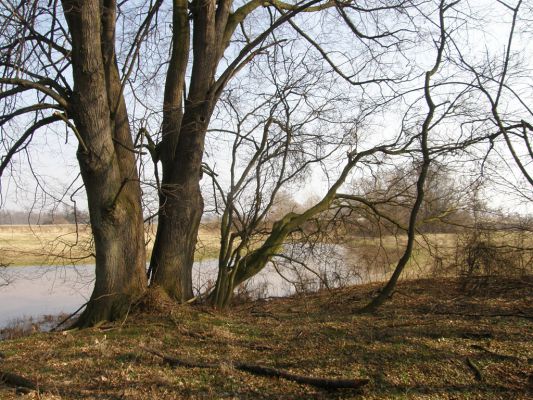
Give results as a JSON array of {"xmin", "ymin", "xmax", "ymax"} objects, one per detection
[{"xmin": 0, "ymin": 206, "xmax": 89, "ymax": 225}]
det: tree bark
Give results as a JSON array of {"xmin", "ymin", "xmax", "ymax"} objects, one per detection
[
  {"xmin": 148, "ymin": 0, "xmax": 219, "ymax": 301},
  {"xmin": 149, "ymin": 103, "xmax": 208, "ymax": 300},
  {"xmin": 62, "ymin": 0, "xmax": 146, "ymax": 326}
]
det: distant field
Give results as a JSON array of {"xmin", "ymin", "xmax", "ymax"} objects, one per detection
[
  {"xmin": 2, "ymin": 224, "xmax": 531, "ymax": 280},
  {"xmin": 344, "ymin": 233, "xmax": 460, "ymax": 279},
  {"xmin": 0, "ymin": 224, "xmax": 220, "ymax": 266},
  {"xmin": 0, "ymin": 224, "xmax": 450, "ymax": 272}
]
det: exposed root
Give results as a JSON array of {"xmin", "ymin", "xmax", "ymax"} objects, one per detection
[
  {"xmin": 465, "ymin": 358, "xmax": 483, "ymax": 381},
  {"xmin": 143, "ymin": 347, "xmax": 369, "ymax": 390}
]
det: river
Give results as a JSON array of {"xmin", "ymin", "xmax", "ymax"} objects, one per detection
[{"xmin": 0, "ymin": 245, "xmax": 381, "ymax": 330}]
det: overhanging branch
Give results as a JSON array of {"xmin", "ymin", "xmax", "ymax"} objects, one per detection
[{"xmin": 0, "ymin": 114, "xmax": 61, "ymax": 178}]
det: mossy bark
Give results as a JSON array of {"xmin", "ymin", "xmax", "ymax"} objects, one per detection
[{"xmin": 62, "ymin": 0, "xmax": 146, "ymax": 327}]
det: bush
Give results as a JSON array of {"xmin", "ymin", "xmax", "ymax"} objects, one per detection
[{"xmin": 455, "ymin": 229, "xmax": 533, "ymax": 292}]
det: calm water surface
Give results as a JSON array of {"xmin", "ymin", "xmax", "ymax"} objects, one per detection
[
  {"xmin": 0, "ymin": 245, "xmax": 377, "ymax": 328},
  {"xmin": 0, "ymin": 261, "xmax": 217, "ymax": 328},
  {"xmin": 0, "ymin": 264, "xmax": 94, "ymax": 327}
]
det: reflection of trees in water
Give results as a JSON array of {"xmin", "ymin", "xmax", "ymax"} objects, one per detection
[
  {"xmin": 0, "ymin": 263, "xmax": 11, "ymax": 287},
  {"xmin": 0, "ymin": 264, "xmax": 95, "ymax": 294},
  {"xmin": 278, "ymin": 243, "xmax": 358, "ymax": 292},
  {"xmin": 239, "ymin": 243, "xmax": 365, "ymax": 298}
]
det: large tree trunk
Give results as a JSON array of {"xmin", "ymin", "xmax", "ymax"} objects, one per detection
[
  {"xmin": 148, "ymin": 178, "xmax": 203, "ymax": 301},
  {"xmin": 147, "ymin": 0, "xmax": 311, "ymax": 300},
  {"xmin": 149, "ymin": 113, "xmax": 207, "ymax": 301},
  {"xmin": 148, "ymin": 0, "xmax": 217, "ymax": 301},
  {"xmin": 62, "ymin": 0, "xmax": 146, "ymax": 327}
]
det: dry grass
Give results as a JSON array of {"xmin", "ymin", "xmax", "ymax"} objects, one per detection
[
  {"xmin": 0, "ymin": 224, "xmax": 221, "ymax": 266},
  {"xmin": 346, "ymin": 231, "xmax": 533, "ymax": 280},
  {"xmin": 344, "ymin": 233, "xmax": 459, "ymax": 279},
  {"xmin": 0, "ymin": 276, "xmax": 532, "ymax": 399},
  {"xmin": 0, "ymin": 225, "xmax": 94, "ymax": 266}
]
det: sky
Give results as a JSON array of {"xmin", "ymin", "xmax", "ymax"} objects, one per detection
[{"xmin": 1, "ymin": 0, "xmax": 531, "ymax": 218}]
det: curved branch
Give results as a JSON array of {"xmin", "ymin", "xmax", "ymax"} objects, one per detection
[
  {"xmin": 0, "ymin": 33, "xmax": 70, "ymax": 58},
  {"xmin": 0, "ymin": 114, "xmax": 61, "ymax": 178},
  {"xmin": 335, "ymin": 0, "xmax": 409, "ymax": 42},
  {"xmin": 335, "ymin": 193, "xmax": 408, "ymax": 231},
  {"xmin": 214, "ymin": 0, "xmax": 328, "ymax": 98},
  {"xmin": 224, "ymin": 0, "xmax": 336, "ymax": 47},
  {"xmin": 0, "ymin": 77, "xmax": 69, "ymax": 109},
  {"xmin": 0, "ymin": 103, "xmax": 62, "ymax": 126},
  {"xmin": 1, "ymin": 62, "xmax": 71, "ymax": 100}
]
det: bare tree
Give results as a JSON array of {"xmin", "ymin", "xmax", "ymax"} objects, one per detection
[
  {"xmin": 0, "ymin": 1, "xmax": 153, "ymax": 326},
  {"xmin": 145, "ymin": 0, "xmax": 354, "ymax": 301},
  {"xmin": 203, "ymin": 0, "xmax": 525, "ymax": 308},
  {"xmin": 204, "ymin": 47, "xmax": 350, "ymax": 306}
]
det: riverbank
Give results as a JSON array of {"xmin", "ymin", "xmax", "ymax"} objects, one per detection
[{"xmin": 0, "ymin": 276, "xmax": 532, "ymax": 399}]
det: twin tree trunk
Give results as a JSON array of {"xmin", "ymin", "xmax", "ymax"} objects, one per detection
[
  {"xmin": 64, "ymin": 0, "xmax": 232, "ymax": 318},
  {"xmin": 148, "ymin": 115, "xmax": 207, "ymax": 301},
  {"xmin": 63, "ymin": 0, "xmax": 146, "ymax": 326},
  {"xmin": 63, "ymin": 0, "xmax": 331, "ymax": 319},
  {"xmin": 148, "ymin": 0, "xmax": 220, "ymax": 301}
]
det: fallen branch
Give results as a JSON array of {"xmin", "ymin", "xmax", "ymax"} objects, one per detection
[
  {"xmin": 432, "ymin": 310, "xmax": 533, "ymax": 320},
  {"xmin": 236, "ymin": 362, "xmax": 368, "ymax": 389},
  {"xmin": 471, "ymin": 344, "xmax": 532, "ymax": 363},
  {"xmin": 51, "ymin": 301, "xmax": 88, "ymax": 331},
  {"xmin": 144, "ymin": 347, "xmax": 369, "ymax": 390},
  {"xmin": 465, "ymin": 358, "xmax": 483, "ymax": 381}
]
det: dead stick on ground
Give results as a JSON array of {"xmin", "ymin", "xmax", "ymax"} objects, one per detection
[
  {"xmin": 465, "ymin": 358, "xmax": 483, "ymax": 381},
  {"xmin": 471, "ymin": 345, "xmax": 516, "ymax": 360},
  {"xmin": 144, "ymin": 347, "xmax": 369, "ymax": 390},
  {"xmin": 471, "ymin": 344, "xmax": 533, "ymax": 364},
  {"xmin": 432, "ymin": 310, "xmax": 533, "ymax": 320}
]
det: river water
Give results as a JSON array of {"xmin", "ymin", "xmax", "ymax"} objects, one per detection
[{"xmin": 0, "ymin": 245, "xmax": 383, "ymax": 329}]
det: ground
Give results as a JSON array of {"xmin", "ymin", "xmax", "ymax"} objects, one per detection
[{"xmin": 1, "ymin": 276, "xmax": 532, "ymax": 399}]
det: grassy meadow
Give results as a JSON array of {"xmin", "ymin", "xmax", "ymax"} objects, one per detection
[{"xmin": 0, "ymin": 224, "xmax": 220, "ymax": 266}]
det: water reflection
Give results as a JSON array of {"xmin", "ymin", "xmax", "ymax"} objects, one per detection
[
  {"xmin": 0, "ymin": 244, "xmax": 385, "ymax": 329},
  {"xmin": 0, "ymin": 264, "xmax": 94, "ymax": 328}
]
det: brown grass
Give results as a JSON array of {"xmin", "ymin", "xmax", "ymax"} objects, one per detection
[{"xmin": 0, "ymin": 276, "xmax": 532, "ymax": 399}]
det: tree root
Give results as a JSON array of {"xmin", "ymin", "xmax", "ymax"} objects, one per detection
[{"xmin": 144, "ymin": 347, "xmax": 369, "ymax": 390}]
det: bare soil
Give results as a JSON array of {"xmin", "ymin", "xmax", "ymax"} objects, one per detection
[{"xmin": 1, "ymin": 276, "xmax": 532, "ymax": 399}]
